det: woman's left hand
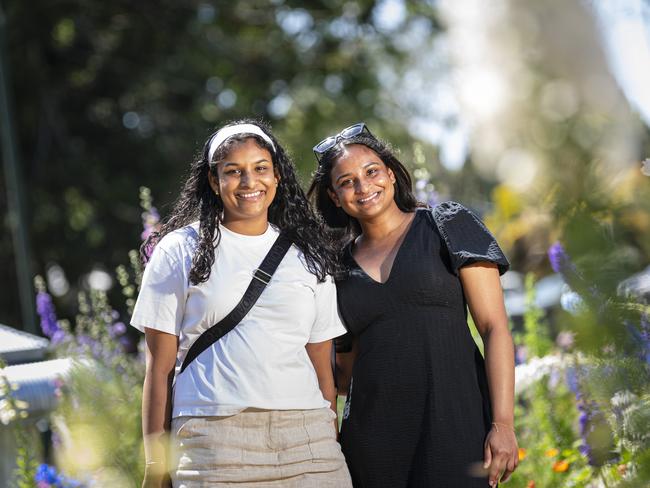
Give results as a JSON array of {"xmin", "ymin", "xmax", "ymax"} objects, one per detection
[{"xmin": 483, "ymin": 423, "xmax": 519, "ymax": 486}]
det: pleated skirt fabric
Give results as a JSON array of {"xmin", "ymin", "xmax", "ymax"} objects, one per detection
[{"xmin": 170, "ymin": 407, "xmax": 352, "ymax": 487}]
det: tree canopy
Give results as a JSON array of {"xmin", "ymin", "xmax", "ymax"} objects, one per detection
[{"xmin": 1, "ymin": 1, "xmax": 442, "ymax": 327}]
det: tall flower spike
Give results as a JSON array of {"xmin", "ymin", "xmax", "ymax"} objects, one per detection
[
  {"xmin": 35, "ymin": 290, "xmax": 60, "ymax": 340},
  {"xmin": 548, "ymin": 241, "xmax": 572, "ymax": 275}
]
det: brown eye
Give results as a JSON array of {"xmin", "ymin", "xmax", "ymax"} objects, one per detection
[{"xmin": 340, "ymin": 179, "xmax": 353, "ymax": 188}]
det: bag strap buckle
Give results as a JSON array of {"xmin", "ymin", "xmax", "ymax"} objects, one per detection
[{"xmin": 252, "ymin": 268, "xmax": 272, "ymax": 285}]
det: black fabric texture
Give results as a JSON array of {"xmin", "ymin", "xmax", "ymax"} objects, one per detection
[
  {"xmin": 432, "ymin": 201, "xmax": 509, "ymax": 276},
  {"xmin": 336, "ymin": 204, "xmax": 508, "ymax": 487}
]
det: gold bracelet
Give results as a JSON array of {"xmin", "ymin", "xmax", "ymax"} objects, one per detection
[{"xmin": 491, "ymin": 422, "xmax": 514, "ymax": 433}]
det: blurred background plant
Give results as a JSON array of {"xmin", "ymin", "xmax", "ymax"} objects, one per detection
[
  {"xmin": 28, "ymin": 198, "xmax": 149, "ymax": 486},
  {"xmin": 2, "ymin": 0, "xmax": 650, "ymax": 486},
  {"xmin": 0, "ymin": 189, "xmax": 152, "ymax": 485}
]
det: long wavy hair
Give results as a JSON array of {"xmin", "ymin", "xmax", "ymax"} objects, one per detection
[
  {"xmin": 141, "ymin": 119, "xmax": 338, "ymax": 284},
  {"xmin": 307, "ymin": 130, "xmax": 420, "ymax": 244}
]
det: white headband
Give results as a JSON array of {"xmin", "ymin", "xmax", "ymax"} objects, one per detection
[{"xmin": 208, "ymin": 124, "xmax": 276, "ymax": 163}]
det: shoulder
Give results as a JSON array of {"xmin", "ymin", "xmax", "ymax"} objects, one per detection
[
  {"xmin": 431, "ymin": 201, "xmax": 491, "ymax": 236},
  {"xmin": 433, "ymin": 200, "xmax": 477, "ymax": 224},
  {"xmin": 429, "ymin": 201, "xmax": 509, "ymax": 275},
  {"xmin": 153, "ymin": 222, "xmax": 200, "ymax": 263}
]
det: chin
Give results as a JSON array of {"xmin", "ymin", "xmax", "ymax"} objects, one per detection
[{"xmin": 355, "ymin": 200, "xmax": 391, "ymax": 218}]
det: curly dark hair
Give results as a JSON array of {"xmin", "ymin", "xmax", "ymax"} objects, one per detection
[
  {"xmin": 141, "ymin": 119, "xmax": 338, "ymax": 284},
  {"xmin": 307, "ymin": 130, "xmax": 420, "ymax": 244}
]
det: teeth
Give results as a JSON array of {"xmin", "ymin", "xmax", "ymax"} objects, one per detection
[
  {"xmin": 358, "ymin": 192, "xmax": 378, "ymax": 203},
  {"xmin": 238, "ymin": 191, "xmax": 263, "ymax": 199}
]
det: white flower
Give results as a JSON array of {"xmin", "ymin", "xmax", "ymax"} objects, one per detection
[
  {"xmin": 611, "ymin": 390, "xmax": 638, "ymax": 410},
  {"xmin": 0, "ymin": 404, "xmax": 17, "ymax": 425},
  {"xmin": 515, "ymin": 354, "xmax": 566, "ymax": 393}
]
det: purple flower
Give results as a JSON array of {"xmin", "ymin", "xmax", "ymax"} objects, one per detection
[
  {"xmin": 141, "ymin": 238, "xmax": 157, "ymax": 261},
  {"xmin": 51, "ymin": 329, "xmax": 67, "ymax": 345},
  {"xmin": 76, "ymin": 334, "xmax": 100, "ymax": 357},
  {"xmin": 141, "ymin": 206, "xmax": 160, "ymax": 241},
  {"xmin": 548, "ymin": 242, "xmax": 572, "ymax": 275},
  {"xmin": 566, "ymin": 366, "xmax": 582, "ymax": 398},
  {"xmin": 515, "ymin": 345, "xmax": 527, "ymax": 365},
  {"xmin": 36, "ymin": 291, "xmax": 60, "ymax": 339},
  {"xmin": 110, "ymin": 321, "xmax": 127, "ymax": 337},
  {"xmin": 566, "ymin": 367, "xmax": 616, "ymax": 466}
]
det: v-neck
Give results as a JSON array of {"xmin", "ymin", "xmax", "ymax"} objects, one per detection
[{"xmin": 348, "ymin": 211, "xmax": 420, "ymax": 285}]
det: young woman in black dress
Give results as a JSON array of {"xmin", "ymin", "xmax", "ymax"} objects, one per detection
[{"xmin": 308, "ymin": 123, "xmax": 519, "ymax": 488}]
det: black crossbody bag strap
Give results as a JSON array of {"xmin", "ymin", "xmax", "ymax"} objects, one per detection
[{"xmin": 179, "ymin": 233, "xmax": 293, "ymax": 374}]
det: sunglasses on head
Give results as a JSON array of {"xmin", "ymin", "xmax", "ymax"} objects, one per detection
[{"xmin": 312, "ymin": 123, "xmax": 372, "ymax": 162}]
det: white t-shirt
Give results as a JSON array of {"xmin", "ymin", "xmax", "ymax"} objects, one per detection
[{"xmin": 131, "ymin": 222, "xmax": 346, "ymax": 418}]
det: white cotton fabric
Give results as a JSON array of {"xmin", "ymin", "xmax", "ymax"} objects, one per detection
[{"xmin": 131, "ymin": 222, "xmax": 346, "ymax": 418}]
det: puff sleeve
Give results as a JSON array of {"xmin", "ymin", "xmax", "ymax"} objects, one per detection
[{"xmin": 433, "ymin": 201, "xmax": 510, "ymax": 275}]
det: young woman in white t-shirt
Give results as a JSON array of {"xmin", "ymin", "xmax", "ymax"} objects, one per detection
[{"xmin": 131, "ymin": 120, "xmax": 352, "ymax": 487}]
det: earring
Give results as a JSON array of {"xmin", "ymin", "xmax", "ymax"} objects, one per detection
[{"xmin": 214, "ymin": 189, "xmax": 220, "ymax": 196}]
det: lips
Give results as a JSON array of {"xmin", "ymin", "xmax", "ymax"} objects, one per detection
[
  {"xmin": 357, "ymin": 191, "xmax": 380, "ymax": 204},
  {"xmin": 236, "ymin": 190, "xmax": 265, "ymax": 200}
]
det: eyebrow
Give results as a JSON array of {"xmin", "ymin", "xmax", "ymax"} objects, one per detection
[
  {"xmin": 220, "ymin": 158, "xmax": 271, "ymax": 167},
  {"xmin": 335, "ymin": 161, "xmax": 380, "ymax": 183}
]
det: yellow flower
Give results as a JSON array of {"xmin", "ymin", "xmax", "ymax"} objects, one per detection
[
  {"xmin": 518, "ymin": 448, "xmax": 527, "ymax": 461},
  {"xmin": 552, "ymin": 460, "xmax": 570, "ymax": 472},
  {"xmin": 544, "ymin": 448, "xmax": 559, "ymax": 457}
]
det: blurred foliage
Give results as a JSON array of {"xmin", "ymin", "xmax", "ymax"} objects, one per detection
[
  {"xmin": 47, "ymin": 274, "xmax": 144, "ymax": 484},
  {"xmin": 1, "ymin": 0, "xmax": 445, "ymax": 327},
  {"xmin": 511, "ymin": 281, "xmax": 650, "ymax": 487},
  {"xmin": 0, "ymin": 358, "xmax": 40, "ymax": 488}
]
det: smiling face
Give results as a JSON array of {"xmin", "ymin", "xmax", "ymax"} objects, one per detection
[
  {"xmin": 208, "ymin": 138, "xmax": 278, "ymax": 230},
  {"xmin": 327, "ymin": 144, "xmax": 397, "ymax": 221}
]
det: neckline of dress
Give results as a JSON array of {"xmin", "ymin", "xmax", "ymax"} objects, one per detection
[{"xmin": 348, "ymin": 210, "xmax": 422, "ymax": 285}]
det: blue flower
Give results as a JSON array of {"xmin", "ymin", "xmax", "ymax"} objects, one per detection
[
  {"xmin": 34, "ymin": 463, "xmax": 83, "ymax": 488},
  {"xmin": 626, "ymin": 315, "xmax": 650, "ymax": 365},
  {"xmin": 35, "ymin": 463, "xmax": 62, "ymax": 485}
]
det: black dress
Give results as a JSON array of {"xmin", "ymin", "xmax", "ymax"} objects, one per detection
[{"xmin": 336, "ymin": 202, "xmax": 509, "ymax": 488}]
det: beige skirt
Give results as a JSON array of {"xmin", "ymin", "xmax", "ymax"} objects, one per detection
[{"xmin": 170, "ymin": 407, "xmax": 352, "ymax": 487}]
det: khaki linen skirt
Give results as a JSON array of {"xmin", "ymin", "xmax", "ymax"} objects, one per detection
[{"xmin": 170, "ymin": 407, "xmax": 352, "ymax": 487}]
